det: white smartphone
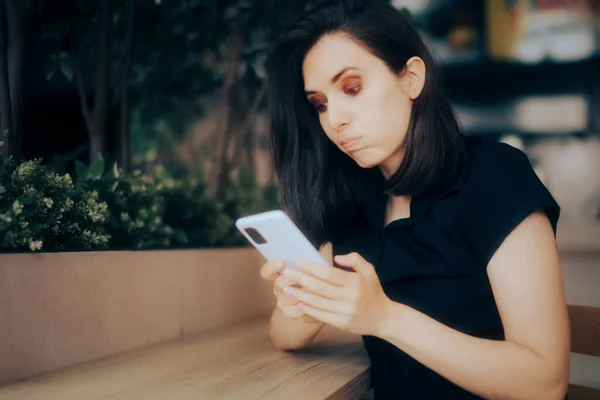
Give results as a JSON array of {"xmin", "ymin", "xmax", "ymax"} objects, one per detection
[{"xmin": 235, "ymin": 210, "xmax": 328, "ymax": 269}]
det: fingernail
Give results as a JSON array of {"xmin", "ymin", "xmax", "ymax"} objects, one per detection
[
  {"xmin": 283, "ymin": 287, "xmax": 291, "ymax": 294},
  {"xmin": 283, "ymin": 268, "xmax": 293, "ymax": 276}
]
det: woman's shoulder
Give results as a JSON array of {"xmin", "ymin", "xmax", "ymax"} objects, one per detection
[
  {"xmin": 455, "ymin": 137, "xmax": 560, "ymax": 265},
  {"xmin": 461, "ymin": 136, "xmax": 552, "ymax": 206},
  {"xmin": 465, "ymin": 137, "xmax": 532, "ymax": 179}
]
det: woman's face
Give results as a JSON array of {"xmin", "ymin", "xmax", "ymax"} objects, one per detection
[{"xmin": 302, "ymin": 33, "xmax": 425, "ymax": 178}]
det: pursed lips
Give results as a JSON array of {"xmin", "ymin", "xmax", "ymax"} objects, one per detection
[{"xmin": 341, "ymin": 138, "xmax": 362, "ymax": 152}]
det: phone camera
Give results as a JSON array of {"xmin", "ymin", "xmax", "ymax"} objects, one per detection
[{"xmin": 244, "ymin": 227, "xmax": 267, "ymax": 244}]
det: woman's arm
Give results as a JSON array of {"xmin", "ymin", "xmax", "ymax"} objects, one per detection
[{"xmin": 376, "ymin": 210, "xmax": 570, "ymax": 399}]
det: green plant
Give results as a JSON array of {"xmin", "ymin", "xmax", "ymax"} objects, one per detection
[
  {"xmin": 219, "ymin": 169, "xmax": 282, "ymax": 246},
  {"xmin": 163, "ymin": 179, "xmax": 232, "ymax": 248},
  {"xmin": 0, "ymin": 147, "xmax": 282, "ymax": 253},
  {"xmin": 75, "ymin": 155, "xmax": 175, "ymax": 250},
  {"xmin": 0, "ymin": 152, "xmax": 110, "ymax": 252}
]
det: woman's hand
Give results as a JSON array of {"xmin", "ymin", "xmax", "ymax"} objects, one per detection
[
  {"xmin": 260, "ymin": 258, "xmax": 320, "ymax": 324},
  {"xmin": 281, "ymin": 252, "xmax": 391, "ymax": 336}
]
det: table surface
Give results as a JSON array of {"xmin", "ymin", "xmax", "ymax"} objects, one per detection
[{"xmin": 0, "ymin": 318, "xmax": 371, "ymax": 400}]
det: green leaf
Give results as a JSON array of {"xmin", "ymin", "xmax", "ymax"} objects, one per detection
[
  {"xmin": 104, "ymin": 162, "xmax": 120, "ymax": 180},
  {"xmin": 43, "ymin": 54, "xmax": 58, "ymax": 81},
  {"xmin": 58, "ymin": 52, "xmax": 74, "ymax": 82},
  {"xmin": 88, "ymin": 154, "xmax": 105, "ymax": 180},
  {"xmin": 75, "ymin": 160, "xmax": 89, "ymax": 180}
]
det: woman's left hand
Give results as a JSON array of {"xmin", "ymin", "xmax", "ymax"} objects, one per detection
[{"xmin": 282, "ymin": 252, "xmax": 391, "ymax": 336}]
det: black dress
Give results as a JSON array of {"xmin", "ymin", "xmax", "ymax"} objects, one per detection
[{"xmin": 331, "ymin": 136, "xmax": 561, "ymax": 399}]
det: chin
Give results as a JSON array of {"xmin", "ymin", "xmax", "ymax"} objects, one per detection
[
  {"xmin": 348, "ymin": 149, "xmax": 383, "ymax": 169},
  {"xmin": 350, "ymin": 153, "xmax": 382, "ymax": 169}
]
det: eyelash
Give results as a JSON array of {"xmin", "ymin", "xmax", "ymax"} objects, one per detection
[{"xmin": 315, "ymin": 85, "xmax": 362, "ymax": 113}]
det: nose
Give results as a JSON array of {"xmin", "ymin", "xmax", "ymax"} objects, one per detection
[{"xmin": 326, "ymin": 102, "xmax": 350, "ymax": 133}]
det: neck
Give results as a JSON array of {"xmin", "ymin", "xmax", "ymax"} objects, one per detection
[{"xmin": 379, "ymin": 148, "xmax": 405, "ymax": 180}]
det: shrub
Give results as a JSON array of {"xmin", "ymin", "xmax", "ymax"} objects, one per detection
[
  {"xmin": 0, "ymin": 154, "xmax": 110, "ymax": 252},
  {"xmin": 0, "ymin": 150, "xmax": 281, "ymax": 253}
]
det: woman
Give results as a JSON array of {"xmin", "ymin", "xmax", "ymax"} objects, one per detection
[{"xmin": 259, "ymin": 0, "xmax": 570, "ymax": 398}]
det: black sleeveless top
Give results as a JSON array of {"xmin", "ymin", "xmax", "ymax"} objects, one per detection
[{"xmin": 331, "ymin": 136, "xmax": 560, "ymax": 399}]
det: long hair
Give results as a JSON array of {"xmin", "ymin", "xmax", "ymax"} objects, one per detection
[{"xmin": 266, "ymin": 0, "xmax": 465, "ymax": 248}]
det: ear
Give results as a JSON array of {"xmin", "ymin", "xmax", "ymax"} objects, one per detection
[{"xmin": 404, "ymin": 56, "xmax": 426, "ymax": 100}]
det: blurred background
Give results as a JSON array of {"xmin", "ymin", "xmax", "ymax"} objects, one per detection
[{"xmin": 0, "ymin": 0, "xmax": 599, "ymax": 252}]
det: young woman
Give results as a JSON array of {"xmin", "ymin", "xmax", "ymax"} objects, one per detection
[{"xmin": 259, "ymin": 0, "xmax": 570, "ymax": 398}]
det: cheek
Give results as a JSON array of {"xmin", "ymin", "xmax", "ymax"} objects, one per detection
[
  {"xmin": 366, "ymin": 83, "xmax": 411, "ymax": 128},
  {"xmin": 321, "ymin": 123, "xmax": 336, "ymax": 142},
  {"xmin": 366, "ymin": 103, "xmax": 410, "ymax": 150}
]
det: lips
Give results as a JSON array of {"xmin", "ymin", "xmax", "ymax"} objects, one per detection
[{"xmin": 341, "ymin": 138, "xmax": 362, "ymax": 152}]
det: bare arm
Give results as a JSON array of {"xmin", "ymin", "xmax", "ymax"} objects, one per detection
[
  {"xmin": 376, "ymin": 211, "xmax": 570, "ymax": 399},
  {"xmin": 266, "ymin": 242, "xmax": 334, "ymax": 350},
  {"xmin": 269, "ymin": 305, "xmax": 324, "ymax": 350}
]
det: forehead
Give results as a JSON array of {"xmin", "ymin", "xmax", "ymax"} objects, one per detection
[{"xmin": 302, "ymin": 34, "xmax": 375, "ymax": 89}]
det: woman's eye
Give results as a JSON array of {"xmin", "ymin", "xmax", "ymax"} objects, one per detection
[
  {"xmin": 312, "ymin": 86, "xmax": 359, "ymax": 113},
  {"xmin": 346, "ymin": 86, "xmax": 361, "ymax": 95}
]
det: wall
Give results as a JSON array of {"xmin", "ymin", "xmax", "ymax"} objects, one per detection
[{"xmin": 0, "ymin": 248, "xmax": 275, "ymax": 386}]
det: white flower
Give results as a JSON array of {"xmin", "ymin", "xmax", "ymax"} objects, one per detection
[
  {"xmin": 28, "ymin": 240, "xmax": 43, "ymax": 251},
  {"xmin": 17, "ymin": 161, "xmax": 35, "ymax": 177},
  {"xmin": 43, "ymin": 198, "xmax": 54, "ymax": 209},
  {"xmin": 12, "ymin": 200, "xmax": 23, "ymax": 215},
  {"xmin": 0, "ymin": 184, "xmax": 6, "ymax": 194}
]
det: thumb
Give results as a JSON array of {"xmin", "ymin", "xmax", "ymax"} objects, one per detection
[{"xmin": 334, "ymin": 252, "xmax": 373, "ymax": 276}]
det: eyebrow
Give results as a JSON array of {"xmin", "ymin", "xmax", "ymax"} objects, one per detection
[{"xmin": 305, "ymin": 67, "xmax": 361, "ymax": 96}]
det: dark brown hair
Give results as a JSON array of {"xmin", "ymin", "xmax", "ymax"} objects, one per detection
[{"xmin": 267, "ymin": 0, "xmax": 466, "ymax": 247}]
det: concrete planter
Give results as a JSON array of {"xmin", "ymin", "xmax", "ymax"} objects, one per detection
[{"xmin": 0, "ymin": 247, "xmax": 275, "ymax": 386}]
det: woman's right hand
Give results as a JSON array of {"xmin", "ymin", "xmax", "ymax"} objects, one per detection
[{"xmin": 260, "ymin": 258, "xmax": 320, "ymax": 323}]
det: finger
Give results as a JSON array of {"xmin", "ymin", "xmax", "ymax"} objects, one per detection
[
  {"xmin": 297, "ymin": 303, "xmax": 340, "ymax": 327},
  {"xmin": 260, "ymin": 258, "xmax": 285, "ymax": 281},
  {"xmin": 334, "ymin": 252, "xmax": 374, "ymax": 276},
  {"xmin": 283, "ymin": 269, "xmax": 343, "ymax": 299},
  {"xmin": 274, "ymin": 274, "xmax": 297, "ymax": 290},
  {"xmin": 274, "ymin": 275, "xmax": 304, "ymax": 298},
  {"xmin": 296, "ymin": 259, "xmax": 348, "ymax": 286},
  {"xmin": 284, "ymin": 286, "xmax": 340, "ymax": 313}
]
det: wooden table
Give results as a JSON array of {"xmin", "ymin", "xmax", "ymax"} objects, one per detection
[{"xmin": 0, "ymin": 318, "xmax": 371, "ymax": 400}]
